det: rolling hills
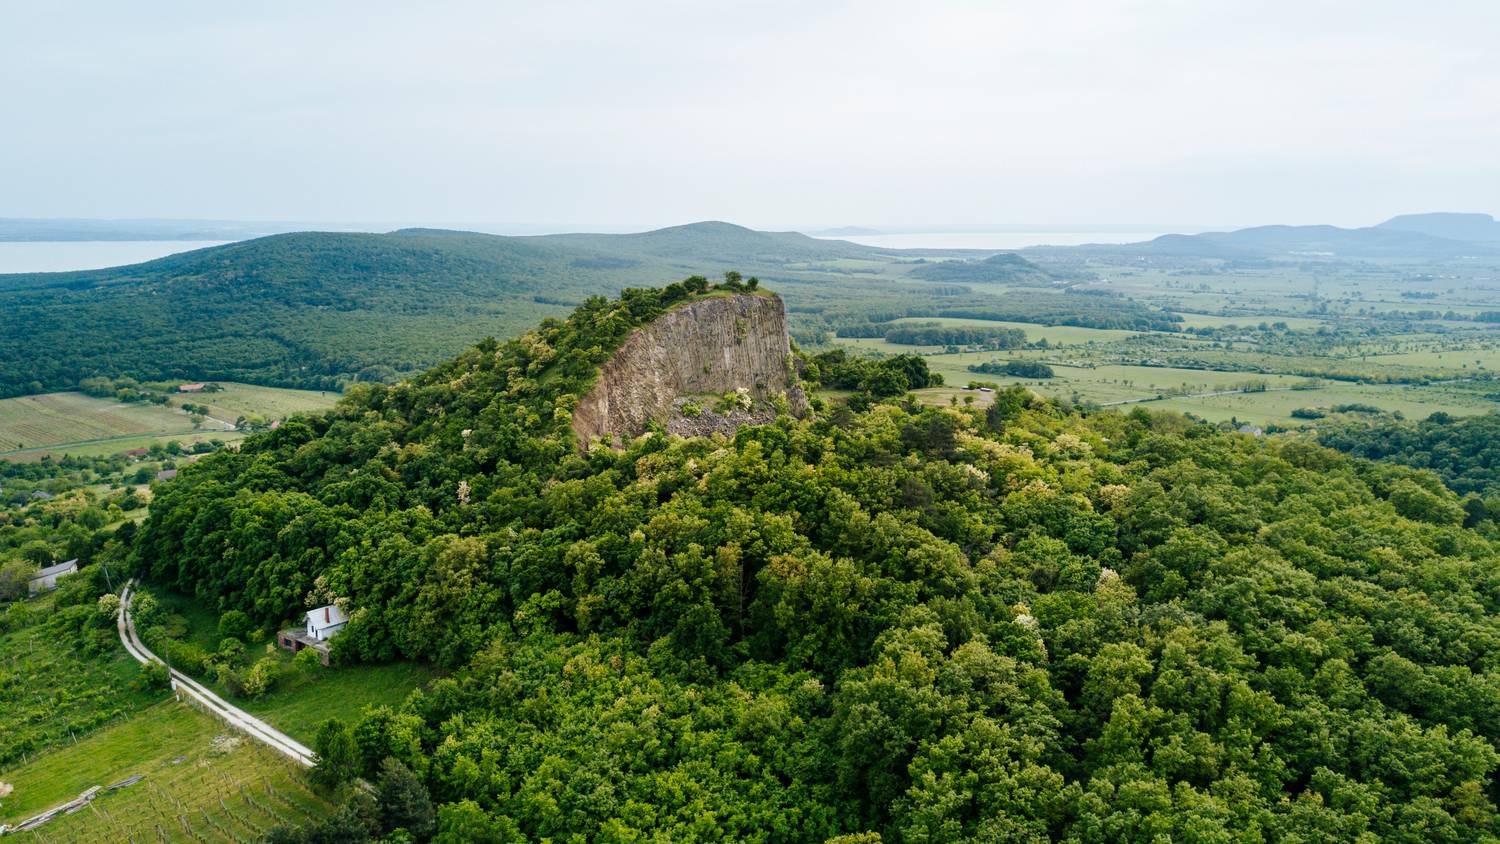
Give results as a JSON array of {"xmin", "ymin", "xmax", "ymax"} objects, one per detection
[
  {"xmin": 0, "ymin": 224, "xmax": 863, "ymax": 397},
  {"xmin": 0, "ymin": 222, "xmax": 1187, "ymax": 399},
  {"xmin": 1034, "ymin": 213, "xmax": 1500, "ymax": 260}
]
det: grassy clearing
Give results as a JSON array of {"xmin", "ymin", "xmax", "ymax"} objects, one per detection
[
  {"xmin": 182, "ymin": 382, "xmax": 340, "ymax": 422},
  {"xmin": 0, "ymin": 701, "xmax": 330, "ymax": 842},
  {"xmin": 153, "ymin": 590, "xmax": 439, "ymax": 746},
  {"xmin": 1, "ymin": 432, "xmax": 246, "ymax": 463},
  {"xmin": 237, "ymin": 662, "xmax": 440, "ymax": 746},
  {"xmin": 1149, "ymin": 383, "xmax": 1498, "ymax": 426}
]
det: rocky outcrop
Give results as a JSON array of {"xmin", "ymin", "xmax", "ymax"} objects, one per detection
[{"xmin": 571, "ymin": 292, "xmax": 809, "ymax": 446}]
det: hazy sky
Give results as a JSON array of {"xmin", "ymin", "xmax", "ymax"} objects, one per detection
[{"xmin": 3, "ymin": 1, "xmax": 1497, "ymax": 229}]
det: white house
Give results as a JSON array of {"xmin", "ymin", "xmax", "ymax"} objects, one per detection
[
  {"xmin": 28, "ymin": 559, "xmax": 79, "ymax": 595},
  {"xmin": 305, "ymin": 604, "xmax": 348, "ymax": 641}
]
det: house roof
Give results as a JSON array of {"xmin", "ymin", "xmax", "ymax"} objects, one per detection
[
  {"xmin": 156, "ymin": 469, "xmax": 178, "ymax": 481},
  {"xmin": 306, "ymin": 604, "xmax": 348, "ymax": 627},
  {"xmin": 32, "ymin": 559, "xmax": 79, "ymax": 580}
]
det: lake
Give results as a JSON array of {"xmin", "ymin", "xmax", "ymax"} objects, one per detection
[
  {"xmin": 812, "ymin": 231, "xmax": 1170, "ymax": 250},
  {"xmin": 0, "ymin": 240, "xmax": 232, "ymax": 274}
]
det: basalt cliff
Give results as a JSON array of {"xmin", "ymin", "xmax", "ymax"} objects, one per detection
[{"xmin": 571, "ymin": 292, "xmax": 809, "ymax": 445}]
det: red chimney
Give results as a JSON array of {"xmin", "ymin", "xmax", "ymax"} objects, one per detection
[{"xmin": 324, "ymin": 606, "xmax": 330, "ymax": 623}]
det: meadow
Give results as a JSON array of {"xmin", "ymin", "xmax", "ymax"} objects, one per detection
[
  {"xmin": 0, "ymin": 701, "xmax": 329, "ymax": 842},
  {"xmin": 152, "ymin": 590, "xmax": 438, "ymax": 745}
]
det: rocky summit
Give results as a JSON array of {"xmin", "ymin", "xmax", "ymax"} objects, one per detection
[{"xmin": 570, "ymin": 291, "xmax": 809, "ymax": 445}]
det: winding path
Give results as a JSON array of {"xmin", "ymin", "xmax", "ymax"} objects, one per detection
[{"xmin": 117, "ymin": 580, "xmax": 316, "ymax": 768}]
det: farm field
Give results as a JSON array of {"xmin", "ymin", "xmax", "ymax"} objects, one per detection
[
  {"xmin": 1150, "ymin": 383, "xmax": 1497, "ymax": 426},
  {"xmin": 180, "ymin": 382, "xmax": 342, "ymax": 422},
  {"xmin": 0, "ymin": 591, "xmax": 162, "ymax": 770},
  {"xmin": 880, "ymin": 317, "xmax": 1143, "ymax": 345},
  {"xmin": 0, "ymin": 384, "xmax": 339, "ymax": 462},
  {"xmin": 830, "ymin": 252, "xmax": 1500, "ymax": 427},
  {"xmin": 0, "ymin": 701, "xmax": 330, "ymax": 842},
  {"xmin": 0, "ymin": 393, "xmax": 202, "ymax": 455},
  {"xmin": 1168, "ymin": 312, "xmax": 1328, "ymax": 330}
]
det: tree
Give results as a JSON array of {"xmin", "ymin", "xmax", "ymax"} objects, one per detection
[
  {"xmin": 985, "ymin": 386, "xmax": 1032, "ymax": 430},
  {"xmin": 0, "ymin": 560, "xmax": 34, "ymax": 602},
  {"xmin": 313, "ymin": 718, "xmax": 362, "ymax": 789},
  {"xmin": 376, "ymin": 757, "xmax": 435, "ymax": 838},
  {"xmin": 18, "ymin": 539, "xmax": 56, "ymax": 567},
  {"xmin": 218, "ymin": 609, "xmax": 252, "ymax": 642}
]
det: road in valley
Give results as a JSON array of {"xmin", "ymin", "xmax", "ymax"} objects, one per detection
[{"xmin": 117, "ymin": 580, "xmax": 316, "ymax": 768}]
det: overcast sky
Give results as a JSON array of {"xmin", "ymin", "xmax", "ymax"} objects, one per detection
[{"xmin": 3, "ymin": 1, "xmax": 1497, "ymax": 230}]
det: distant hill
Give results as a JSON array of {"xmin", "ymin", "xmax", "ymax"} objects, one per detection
[
  {"xmin": 0, "ymin": 230, "xmax": 582, "ymax": 396},
  {"xmin": 1065, "ymin": 222, "xmax": 1499, "ymax": 260},
  {"xmin": 0, "ymin": 223, "xmax": 947, "ymax": 397},
  {"xmin": 538, "ymin": 221, "xmax": 884, "ymax": 264},
  {"xmin": 907, "ymin": 251, "xmax": 1065, "ymax": 286},
  {"xmin": 0, "ymin": 220, "xmax": 1195, "ymax": 398},
  {"xmin": 1376, "ymin": 212, "xmax": 1500, "ymax": 244}
]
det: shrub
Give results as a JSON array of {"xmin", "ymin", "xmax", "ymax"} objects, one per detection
[
  {"xmin": 218, "ymin": 609, "xmax": 252, "ymax": 642},
  {"xmin": 134, "ymin": 660, "xmax": 171, "ymax": 692}
]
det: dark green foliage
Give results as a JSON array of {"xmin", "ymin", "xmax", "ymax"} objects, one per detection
[
  {"xmin": 312, "ymin": 718, "xmax": 362, "ymax": 790},
  {"xmin": 809, "ymin": 349, "xmax": 942, "ymax": 397},
  {"xmin": 0, "ymin": 223, "xmax": 1183, "ymax": 398},
  {"xmin": 985, "ymin": 386, "xmax": 1034, "ymax": 430},
  {"xmin": 1320, "ymin": 411, "xmax": 1500, "ymax": 498},
  {"xmin": 878, "ymin": 324, "xmax": 1027, "ymax": 347},
  {"xmin": 376, "ymin": 757, "xmax": 435, "ymax": 839},
  {"xmin": 970, "ymin": 360, "xmax": 1055, "ymax": 378},
  {"xmin": 134, "ymin": 287, "xmax": 1500, "ymax": 841}
]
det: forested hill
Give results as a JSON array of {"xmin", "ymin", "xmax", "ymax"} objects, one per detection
[
  {"xmin": 0, "ymin": 224, "xmax": 877, "ymax": 397},
  {"xmin": 0, "ymin": 230, "xmax": 576, "ymax": 395},
  {"xmin": 132, "ymin": 283, "xmax": 1500, "ymax": 841},
  {"xmin": 908, "ymin": 251, "xmax": 1065, "ymax": 286},
  {"xmin": 0, "ymin": 222, "xmax": 1183, "ymax": 399}
]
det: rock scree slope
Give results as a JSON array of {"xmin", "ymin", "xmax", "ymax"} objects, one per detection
[{"xmin": 571, "ymin": 291, "xmax": 809, "ymax": 445}]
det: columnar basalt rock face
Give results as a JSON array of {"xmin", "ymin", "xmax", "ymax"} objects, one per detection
[{"xmin": 571, "ymin": 292, "xmax": 809, "ymax": 446}]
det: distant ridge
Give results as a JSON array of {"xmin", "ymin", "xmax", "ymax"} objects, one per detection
[
  {"xmin": 0, "ymin": 222, "xmax": 938, "ymax": 397},
  {"xmin": 1376, "ymin": 212, "xmax": 1500, "ymax": 243},
  {"xmin": 1048, "ymin": 217, "xmax": 1500, "ymax": 260},
  {"xmin": 908, "ymin": 251, "xmax": 1066, "ymax": 286}
]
